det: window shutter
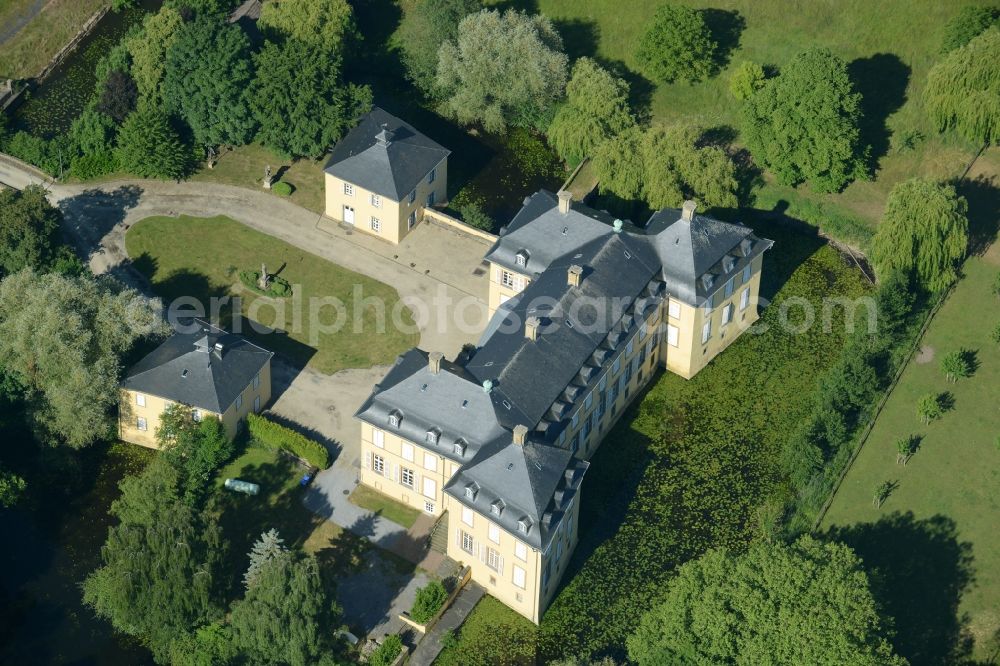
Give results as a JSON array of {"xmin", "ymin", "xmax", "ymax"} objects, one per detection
[
  {"xmin": 499, "ymin": 556, "xmax": 505, "ymax": 576},
  {"xmin": 364, "ymin": 451, "xmax": 372, "ymax": 469},
  {"xmin": 455, "ymin": 527, "xmax": 461, "ymax": 548},
  {"xmin": 478, "ymin": 543, "xmax": 485, "ymax": 563},
  {"xmin": 494, "ymin": 267, "xmax": 501, "ymax": 282}
]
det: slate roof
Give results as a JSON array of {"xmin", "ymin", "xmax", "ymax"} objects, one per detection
[
  {"xmin": 121, "ymin": 319, "xmax": 272, "ymax": 414},
  {"xmin": 324, "ymin": 107, "xmax": 450, "ymax": 201}
]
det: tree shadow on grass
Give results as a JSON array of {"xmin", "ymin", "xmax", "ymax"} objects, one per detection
[
  {"xmin": 553, "ymin": 17, "xmax": 600, "ymax": 61},
  {"xmin": 824, "ymin": 512, "xmax": 976, "ymax": 665},
  {"xmin": 848, "ymin": 53, "xmax": 910, "ymax": 170},
  {"xmin": 957, "ymin": 173, "xmax": 1000, "ymax": 257},
  {"xmin": 702, "ymin": 8, "xmax": 746, "ymax": 72}
]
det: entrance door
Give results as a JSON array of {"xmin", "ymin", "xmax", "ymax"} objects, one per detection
[{"xmin": 343, "ymin": 205, "xmax": 355, "ymax": 224}]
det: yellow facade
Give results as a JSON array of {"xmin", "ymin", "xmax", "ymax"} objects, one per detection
[
  {"xmin": 119, "ymin": 361, "xmax": 272, "ymax": 448},
  {"xmin": 487, "ymin": 262, "xmax": 531, "ymax": 317},
  {"xmin": 323, "ymin": 158, "xmax": 448, "ymax": 244}
]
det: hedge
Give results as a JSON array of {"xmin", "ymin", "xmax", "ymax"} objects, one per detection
[
  {"xmin": 238, "ymin": 270, "xmax": 293, "ymax": 298},
  {"xmin": 409, "ymin": 580, "xmax": 447, "ymax": 624},
  {"xmin": 368, "ymin": 634, "xmax": 402, "ymax": 666},
  {"xmin": 271, "ymin": 181, "xmax": 293, "ymax": 196},
  {"xmin": 246, "ymin": 413, "xmax": 329, "ymax": 469}
]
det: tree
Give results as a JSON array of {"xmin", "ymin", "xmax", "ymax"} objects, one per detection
[
  {"xmin": 924, "ymin": 28, "xmax": 1000, "ymax": 145},
  {"xmin": 158, "ymin": 408, "xmax": 235, "ymax": 507},
  {"xmin": 940, "ymin": 349, "xmax": 973, "ymax": 382},
  {"xmin": 729, "ymin": 60, "xmax": 766, "ymax": 101},
  {"xmin": 257, "ymin": 0, "xmax": 354, "ymax": 53},
  {"xmin": 409, "ymin": 580, "xmax": 448, "ymax": 623},
  {"xmin": 0, "ymin": 465, "xmax": 26, "ymax": 507},
  {"xmin": 635, "ymin": 4, "xmax": 716, "ymax": 84},
  {"xmin": 0, "ymin": 269, "xmax": 163, "ymax": 447},
  {"xmin": 873, "ymin": 480, "xmax": 895, "ymax": 508},
  {"xmin": 0, "ymin": 185, "xmax": 63, "ymax": 276},
  {"xmin": 895, "ymin": 436, "xmax": 917, "ymax": 465},
  {"xmin": 917, "ymin": 393, "xmax": 943, "ymax": 424},
  {"xmin": 742, "ymin": 48, "xmax": 868, "ymax": 192},
  {"xmin": 992, "ymin": 322, "xmax": 1000, "ymax": 344},
  {"xmin": 163, "ymin": 16, "xmax": 256, "ymax": 146},
  {"xmin": 70, "ymin": 107, "xmax": 117, "ymax": 156},
  {"xmin": 115, "ymin": 105, "xmax": 192, "ymax": 179},
  {"xmin": 243, "ymin": 528, "xmax": 287, "ymax": 590},
  {"xmin": 870, "ymin": 178, "xmax": 968, "ymax": 292},
  {"xmin": 595, "ymin": 124, "xmax": 740, "ymax": 208},
  {"xmin": 940, "ymin": 5, "xmax": 999, "ymax": 52},
  {"xmin": 437, "ymin": 9, "xmax": 568, "ymax": 133},
  {"xmin": 83, "ymin": 498, "xmax": 221, "ymax": 661},
  {"xmin": 397, "ymin": 0, "xmax": 480, "ymax": 97},
  {"xmin": 127, "ymin": 6, "xmax": 184, "ymax": 104},
  {"xmin": 547, "ymin": 57, "xmax": 636, "ymax": 165},
  {"xmin": 627, "ymin": 536, "xmax": 905, "ymax": 666},
  {"xmin": 97, "ymin": 70, "xmax": 138, "ymax": 123},
  {"xmin": 230, "ymin": 550, "xmax": 332, "ymax": 666},
  {"xmin": 641, "ymin": 124, "xmax": 739, "ymax": 208},
  {"xmin": 250, "ymin": 39, "xmax": 371, "ymax": 158}
]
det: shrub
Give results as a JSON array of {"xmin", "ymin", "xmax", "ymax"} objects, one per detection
[
  {"xmin": 238, "ymin": 270, "xmax": 293, "ymax": 298},
  {"xmin": 271, "ymin": 181, "xmax": 293, "ymax": 196},
  {"xmin": 917, "ymin": 393, "xmax": 943, "ymax": 424},
  {"xmin": 635, "ymin": 4, "xmax": 716, "ymax": 83},
  {"xmin": 940, "ymin": 349, "xmax": 974, "ymax": 382},
  {"xmin": 458, "ymin": 203, "xmax": 493, "ymax": 232},
  {"xmin": 992, "ymin": 323, "xmax": 1000, "ymax": 344},
  {"xmin": 729, "ymin": 60, "xmax": 766, "ymax": 100},
  {"xmin": 940, "ymin": 5, "xmax": 999, "ymax": 52},
  {"xmin": 368, "ymin": 634, "xmax": 402, "ymax": 666},
  {"xmin": 410, "ymin": 580, "xmax": 448, "ymax": 624},
  {"xmin": 70, "ymin": 150, "xmax": 118, "ymax": 180},
  {"xmin": 4, "ymin": 131, "xmax": 62, "ymax": 176},
  {"xmin": 247, "ymin": 413, "xmax": 329, "ymax": 468}
]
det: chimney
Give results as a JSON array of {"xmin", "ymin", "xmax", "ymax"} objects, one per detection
[
  {"xmin": 513, "ymin": 424, "xmax": 528, "ymax": 446},
  {"xmin": 525, "ymin": 316, "xmax": 541, "ymax": 341},
  {"xmin": 567, "ymin": 264, "xmax": 583, "ymax": 287},
  {"xmin": 681, "ymin": 200, "xmax": 697, "ymax": 222},
  {"xmin": 428, "ymin": 351, "xmax": 443, "ymax": 374},
  {"xmin": 375, "ymin": 123, "xmax": 393, "ymax": 147},
  {"xmin": 557, "ymin": 189, "xmax": 572, "ymax": 215}
]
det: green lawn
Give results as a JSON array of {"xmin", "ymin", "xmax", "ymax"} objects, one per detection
[
  {"xmin": 0, "ymin": 0, "xmax": 108, "ymax": 79},
  {"xmin": 125, "ymin": 215, "xmax": 419, "ymax": 374},
  {"xmin": 820, "ymin": 251, "xmax": 1000, "ymax": 663},
  {"xmin": 348, "ymin": 485, "xmax": 421, "ymax": 529},
  {"xmin": 189, "ymin": 144, "xmax": 327, "ymax": 215},
  {"xmin": 519, "ymin": 0, "xmax": 985, "ymax": 237}
]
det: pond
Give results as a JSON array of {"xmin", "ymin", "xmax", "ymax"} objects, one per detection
[
  {"xmin": 0, "ymin": 440, "xmax": 155, "ymax": 665},
  {"xmin": 12, "ymin": 0, "xmax": 160, "ymax": 138}
]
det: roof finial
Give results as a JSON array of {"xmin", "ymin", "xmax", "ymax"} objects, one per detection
[{"xmin": 482, "ymin": 379, "xmax": 493, "ymax": 394}]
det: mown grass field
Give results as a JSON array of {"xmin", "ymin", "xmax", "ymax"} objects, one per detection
[
  {"xmin": 821, "ymin": 250, "xmax": 1000, "ymax": 663},
  {"xmin": 0, "ymin": 0, "xmax": 109, "ymax": 79},
  {"xmin": 348, "ymin": 484, "xmax": 421, "ymax": 529},
  {"xmin": 526, "ymin": 0, "xmax": 986, "ymax": 236},
  {"xmin": 125, "ymin": 214, "xmax": 419, "ymax": 374}
]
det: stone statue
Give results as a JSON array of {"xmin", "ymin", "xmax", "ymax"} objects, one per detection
[
  {"xmin": 258, "ymin": 263, "xmax": 270, "ymax": 290},
  {"xmin": 263, "ymin": 164, "xmax": 272, "ymax": 190}
]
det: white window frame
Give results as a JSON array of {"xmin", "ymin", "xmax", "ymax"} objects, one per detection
[
  {"xmin": 372, "ymin": 429, "xmax": 385, "ymax": 448},
  {"xmin": 667, "ymin": 324, "xmax": 679, "ymax": 347},
  {"xmin": 462, "ymin": 506, "xmax": 474, "ymax": 527},
  {"xmin": 408, "ymin": 189, "xmax": 416, "ymax": 204},
  {"xmin": 253, "ymin": 373, "xmax": 261, "ymax": 390},
  {"xmin": 486, "ymin": 547, "xmax": 501, "ymax": 572},
  {"xmin": 401, "ymin": 467, "xmax": 415, "ymax": 488},
  {"xmin": 408, "ymin": 210, "xmax": 416, "ymax": 229},
  {"xmin": 722, "ymin": 303, "xmax": 734, "ymax": 325},
  {"xmin": 501, "ymin": 270, "xmax": 515, "ymax": 289},
  {"xmin": 370, "ymin": 193, "xmax": 381, "ymax": 208},
  {"xmin": 373, "ymin": 454, "xmax": 385, "ymax": 475},
  {"xmin": 370, "ymin": 216, "xmax": 381, "ymax": 232},
  {"xmin": 724, "ymin": 277, "xmax": 735, "ymax": 299},
  {"xmin": 401, "ymin": 441, "xmax": 414, "ymax": 461},
  {"xmin": 422, "ymin": 476, "xmax": 436, "ymax": 499},
  {"xmin": 136, "ymin": 416, "xmax": 147, "ymax": 431},
  {"xmin": 343, "ymin": 182, "xmax": 354, "ymax": 196},
  {"xmin": 135, "ymin": 393, "xmax": 146, "ymax": 407},
  {"xmin": 513, "ymin": 564, "xmax": 526, "ymax": 589},
  {"xmin": 702, "ymin": 320, "xmax": 712, "ymax": 344},
  {"xmin": 668, "ymin": 300, "xmax": 681, "ymax": 319},
  {"xmin": 740, "ymin": 287, "xmax": 751, "ymax": 311},
  {"xmin": 514, "ymin": 540, "xmax": 527, "ymax": 561},
  {"xmin": 424, "ymin": 501, "xmax": 435, "ymax": 513},
  {"xmin": 743, "ymin": 264, "xmax": 752, "ymax": 283},
  {"xmin": 488, "ymin": 523, "xmax": 500, "ymax": 544},
  {"xmin": 423, "ymin": 452, "xmax": 438, "ymax": 472},
  {"xmin": 461, "ymin": 530, "xmax": 475, "ymax": 555}
]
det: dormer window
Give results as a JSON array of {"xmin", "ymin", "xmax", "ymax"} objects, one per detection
[
  {"xmin": 425, "ymin": 428, "xmax": 440, "ymax": 445},
  {"xmin": 517, "ymin": 516, "xmax": 532, "ymax": 534},
  {"xmin": 491, "ymin": 499, "xmax": 505, "ymax": 517},
  {"xmin": 701, "ymin": 273, "xmax": 715, "ymax": 291},
  {"xmin": 515, "ymin": 249, "xmax": 529, "ymax": 267},
  {"xmin": 465, "ymin": 483, "xmax": 479, "ymax": 500},
  {"xmin": 723, "ymin": 255, "xmax": 736, "ymax": 273},
  {"xmin": 453, "ymin": 438, "xmax": 467, "ymax": 456},
  {"xmin": 740, "ymin": 238, "xmax": 753, "ymax": 257},
  {"xmin": 388, "ymin": 410, "xmax": 402, "ymax": 428}
]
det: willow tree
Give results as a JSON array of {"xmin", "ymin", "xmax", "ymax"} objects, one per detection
[
  {"xmin": 870, "ymin": 178, "xmax": 968, "ymax": 292},
  {"xmin": 547, "ymin": 57, "xmax": 635, "ymax": 165},
  {"xmin": 924, "ymin": 28, "xmax": 1000, "ymax": 145}
]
